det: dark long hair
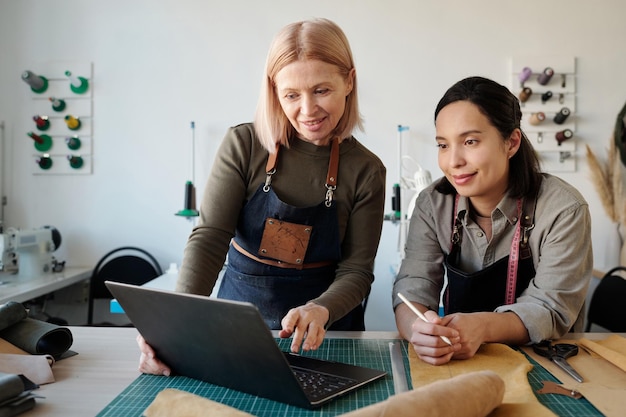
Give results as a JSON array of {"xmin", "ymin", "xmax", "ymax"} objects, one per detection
[{"xmin": 433, "ymin": 76, "xmax": 542, "ymax": 198}]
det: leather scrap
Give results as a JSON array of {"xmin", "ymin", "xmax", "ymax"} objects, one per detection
[
  {"xmin": 409, "ymin": 343, "xmax": 556, "ymax": 417},
  {"xmin": 537, "ymin": 380, "xmax": 582, "ymax": 399},
  {"xmin": 143, "ymin": 388, "xmax": 255, "ymax": 417},
  {"xmin": 578, "ymin": 335, "xmax": 626, "ymax": 373}
]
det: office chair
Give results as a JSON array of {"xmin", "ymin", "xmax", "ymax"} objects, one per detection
[
  {"xmin": 585, "ymin": 266, "xmax": 626, "ymax": 332},
  {"xmin": 87, "ymin": 246, "xmax": 163, "ymax": 326}
]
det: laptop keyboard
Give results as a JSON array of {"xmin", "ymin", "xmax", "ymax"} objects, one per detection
[{"xmin": 292, "ymin": 366, "xmax": 357, "ymax": 401}]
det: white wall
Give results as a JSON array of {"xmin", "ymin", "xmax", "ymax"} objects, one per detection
[{"xmin": 1, "ymin": 0, "xmax": 625, "ymax": 330}]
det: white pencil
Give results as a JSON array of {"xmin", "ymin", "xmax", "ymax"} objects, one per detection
[{"xmin": 397, "ymin": 293, "xmax": 453, "ymax": 346}]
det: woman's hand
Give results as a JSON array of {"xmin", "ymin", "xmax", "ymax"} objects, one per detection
[
  {"xmin": 279, "ymin": 302, "xmax": 329, "ymax": 353},
  {"xmin": 137, "ymin": 334, "xmax": 172, "ymax": 376},
  {"xmin": 395, "ymin": 303, "xmax": 460, "ymax": 365},
  {"xmin": 445, "ymin": 311, "xmax": 530, "ymax": 359},
  {"xmin": 406, "ymin": 310, "xmax": 460, "ymax": 365},
  {"xmin": 444, "ymin": 313, "xmax": 487, "ymax": 360}
]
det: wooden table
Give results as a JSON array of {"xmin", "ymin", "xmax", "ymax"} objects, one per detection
[
  {"xmin": 15, "ymin": 327, "xmax": 624, "ymax": 416},
  {"xmin": 22, "ymin": 327, "xmax": 141, "ymax": 416}
]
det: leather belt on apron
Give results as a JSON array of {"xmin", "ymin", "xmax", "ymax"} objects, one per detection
[{"xmin": 231, "ymin": 239, "xmax": 333, "ymax": 270}]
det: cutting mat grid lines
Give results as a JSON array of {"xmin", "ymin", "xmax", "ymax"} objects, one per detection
[
  {"xmin": 97, "ymin": 339, "xmax": 410, "ymax": 417},
  {"xmin": 522, "ymin": 351, "xmax": 603, "ymax": 417},
  {"xmin": 97, "ymin": 340, "xmax": 603, "ymax": 417}
]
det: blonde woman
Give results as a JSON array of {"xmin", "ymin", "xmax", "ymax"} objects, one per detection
[{"xmin": 138, "ymin": 18, "xmax": 385, "ymax": 376}]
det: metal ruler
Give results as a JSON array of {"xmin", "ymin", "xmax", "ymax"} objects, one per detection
[{"xmin": 389, "ymin": 341, "xmax": 409, "ymax": 393}]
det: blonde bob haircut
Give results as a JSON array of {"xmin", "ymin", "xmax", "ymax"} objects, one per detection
[{"xmin": 254, "ymin": 18, "xmax": 363, "ymax": 153}]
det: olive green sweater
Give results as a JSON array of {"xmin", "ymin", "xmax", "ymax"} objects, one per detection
[{"xmin": 176, "ymin": 123, "xmax": 386, "ymax": 326}]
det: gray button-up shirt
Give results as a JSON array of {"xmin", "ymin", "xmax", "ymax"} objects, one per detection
[{"xmin": 393, "ymin": 173, "xmax": 593, "ymax": 342}]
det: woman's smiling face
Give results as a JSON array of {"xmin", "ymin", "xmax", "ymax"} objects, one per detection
[
  {"xmin": 435, "ymin": 100, "xmax": 520, "ymax": 213},
  {"xmin": 274, "ymin": 59, "xmax": 354, "ymax": 146}
]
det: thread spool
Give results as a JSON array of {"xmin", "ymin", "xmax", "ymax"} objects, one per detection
[
  {"xmin": 529, "ymin": 112, "xmax": 546, "ymax": 125},
  {"xmin": 537, "ymin": 67, "xmax": 554, "ymax": 85},
  {"xmin": 176, "ymin": 181, "xmax": 199, "ymax": 217},
  {"xmin": 184, "ymin": 181, "xmax": 195, "ymax": 210},
  {"xmin": 28, "ymin": 132, "xmax": 53, "ymax": 152},
  {"xmin": 64, "ymin": 115, "xmax": 81, "ymax": 130},
  {"xmin": 21, "ymin": 70, "xmax": 48, "ymax": 93},
  {"xmin": 555, "ymin": 129, "xmax": 573, "ymax": 145},
  {"xmin": 67, "ymin": 155, "xmax": 84, "ymax": 169},
  {"xmin": 518, "ymin": 87, "xmax": 532, "ymax": 103},
  {"xmin": 553, "ymin": 107, "xmax": 571, "ymax": 124},
  {"xmin": 49, "ymin": 97, "xmax": 66, "ymax": 112},
  {"xmin": 541, "ymin": 91, "xmax": 553, "ymax": 104},
  {"xmin": 518, "ymin": 67, "xmax": 532, "ymax": 85},
  {"xmin": 392, "ymin": 183, "xmax": 401, "ymax": 219},
  {"xmin": 37, "ymin": 154, "xmax": 53, "ymax": 170},
  {"xmin": 65, "ymin": 136, "xmax": 81, "ymax": 150},
  {"xmin": 559, "ymin": 151, "xmax": 572, "ymax": 163},
  {"xmin": 65, "ymin": 70, "xmax": 89, "ymax": 94},
  {"xmin": 33, "ymin": 115, "xmax": 50, "ymax": 131}
]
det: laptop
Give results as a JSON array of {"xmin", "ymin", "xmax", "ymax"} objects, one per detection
[{"xmin": 105, "ymin": 281, "xmax": 387, "ymax": 409}]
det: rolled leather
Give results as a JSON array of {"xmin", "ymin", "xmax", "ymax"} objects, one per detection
[
  {"xmin": 0, "ymin": 302, "xmax": 28, "ymax": 332},
  {"xmin": 0, "ymin": 318, "xmax": 72, "ymax": 359},
  {"xmin": 340, "ymin": 370, "xmax": 505, "ymax": 417},
  {"xmin": 0, "ymin": 302, "xmax": 73, "ymax": 359}
]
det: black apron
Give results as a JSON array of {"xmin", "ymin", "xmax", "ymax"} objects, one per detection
[
  {"xmin": 443, "ymin": 194, "xmax": 537, "ymax": 315},
  {"xmin": 218, "ymin": 139, "xmax": 365, "ymax": 330}
]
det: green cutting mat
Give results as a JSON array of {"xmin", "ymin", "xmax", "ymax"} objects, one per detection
[
  {"xmin": 97, "ymin": 340, "xmax": 603, "ymax": 417},
  {"xmin": 97, "ymin": 339, "xmax": 408, "ymax": 417},
  {"xmin": 522, "ymin": 351, "xmax": 603, "ymax": 417}
]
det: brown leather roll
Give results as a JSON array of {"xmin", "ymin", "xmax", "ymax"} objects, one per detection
[{"xmin": 340, "ymin": 370, "xmax": 505, "ymax": 417}]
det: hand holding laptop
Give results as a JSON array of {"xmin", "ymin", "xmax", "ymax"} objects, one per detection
[{"xmin": 137, "ymin": 334, "xmax": 171, "ymax": 377}]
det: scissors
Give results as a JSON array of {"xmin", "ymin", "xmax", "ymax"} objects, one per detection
[{"xmin": 533, "ymin": 341, "xmax": 584, "ymax": 383}]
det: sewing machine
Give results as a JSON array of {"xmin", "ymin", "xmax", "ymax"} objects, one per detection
[{"xmin": 0, "ymin": 226, "xmax": 61, "ymax": 277}]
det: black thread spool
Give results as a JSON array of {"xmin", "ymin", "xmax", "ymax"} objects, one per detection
[
  {"xmin": 553, "ymin": 107, "xmax": 571, "ymax": 124},
  {"xmin": 537, "ymin": 67, "xmax": 554, "ymax": 85},
  {"xmin": 541, "ymin": 91, "xmax": 553, "ymax": 104},
  {"xmin": 391, "ymin": 183, "xmax": 401, "ymax": 218},
  {"xmin": 555, "ymin": 129, "xmax": 573, "ymax": 146},
  {"xmin": 184, "ymin": 181, "xmax": 196, "ymax": 211},
  {"xmin": 37, "ymin": 154, "xmax": 53, "ymax": 170},
  {"xmin": 519, "ymin": 87, "xmax": 532, "ymax": 103}
]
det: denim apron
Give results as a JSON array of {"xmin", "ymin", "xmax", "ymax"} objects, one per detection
[
  {"xmin": 218, "ymin": 139, "xmax": 365, "ymax": 330},
  {"xmin": 443, "ymin": 194, "xmax": 537, "ymax": 315}
]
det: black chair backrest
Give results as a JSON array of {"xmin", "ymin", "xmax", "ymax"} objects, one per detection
[
  {"xmin": 585, "ymin": 266, "xmax": 626, "ymax": 332},
  {"xmin": 87, "ymin": 246, "xmax": 163, "ymax": 325}
]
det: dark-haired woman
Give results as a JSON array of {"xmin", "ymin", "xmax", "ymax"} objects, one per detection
[{"xmin": 393, "ymin": 76, "xmax": 592, "ymax": 365}]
